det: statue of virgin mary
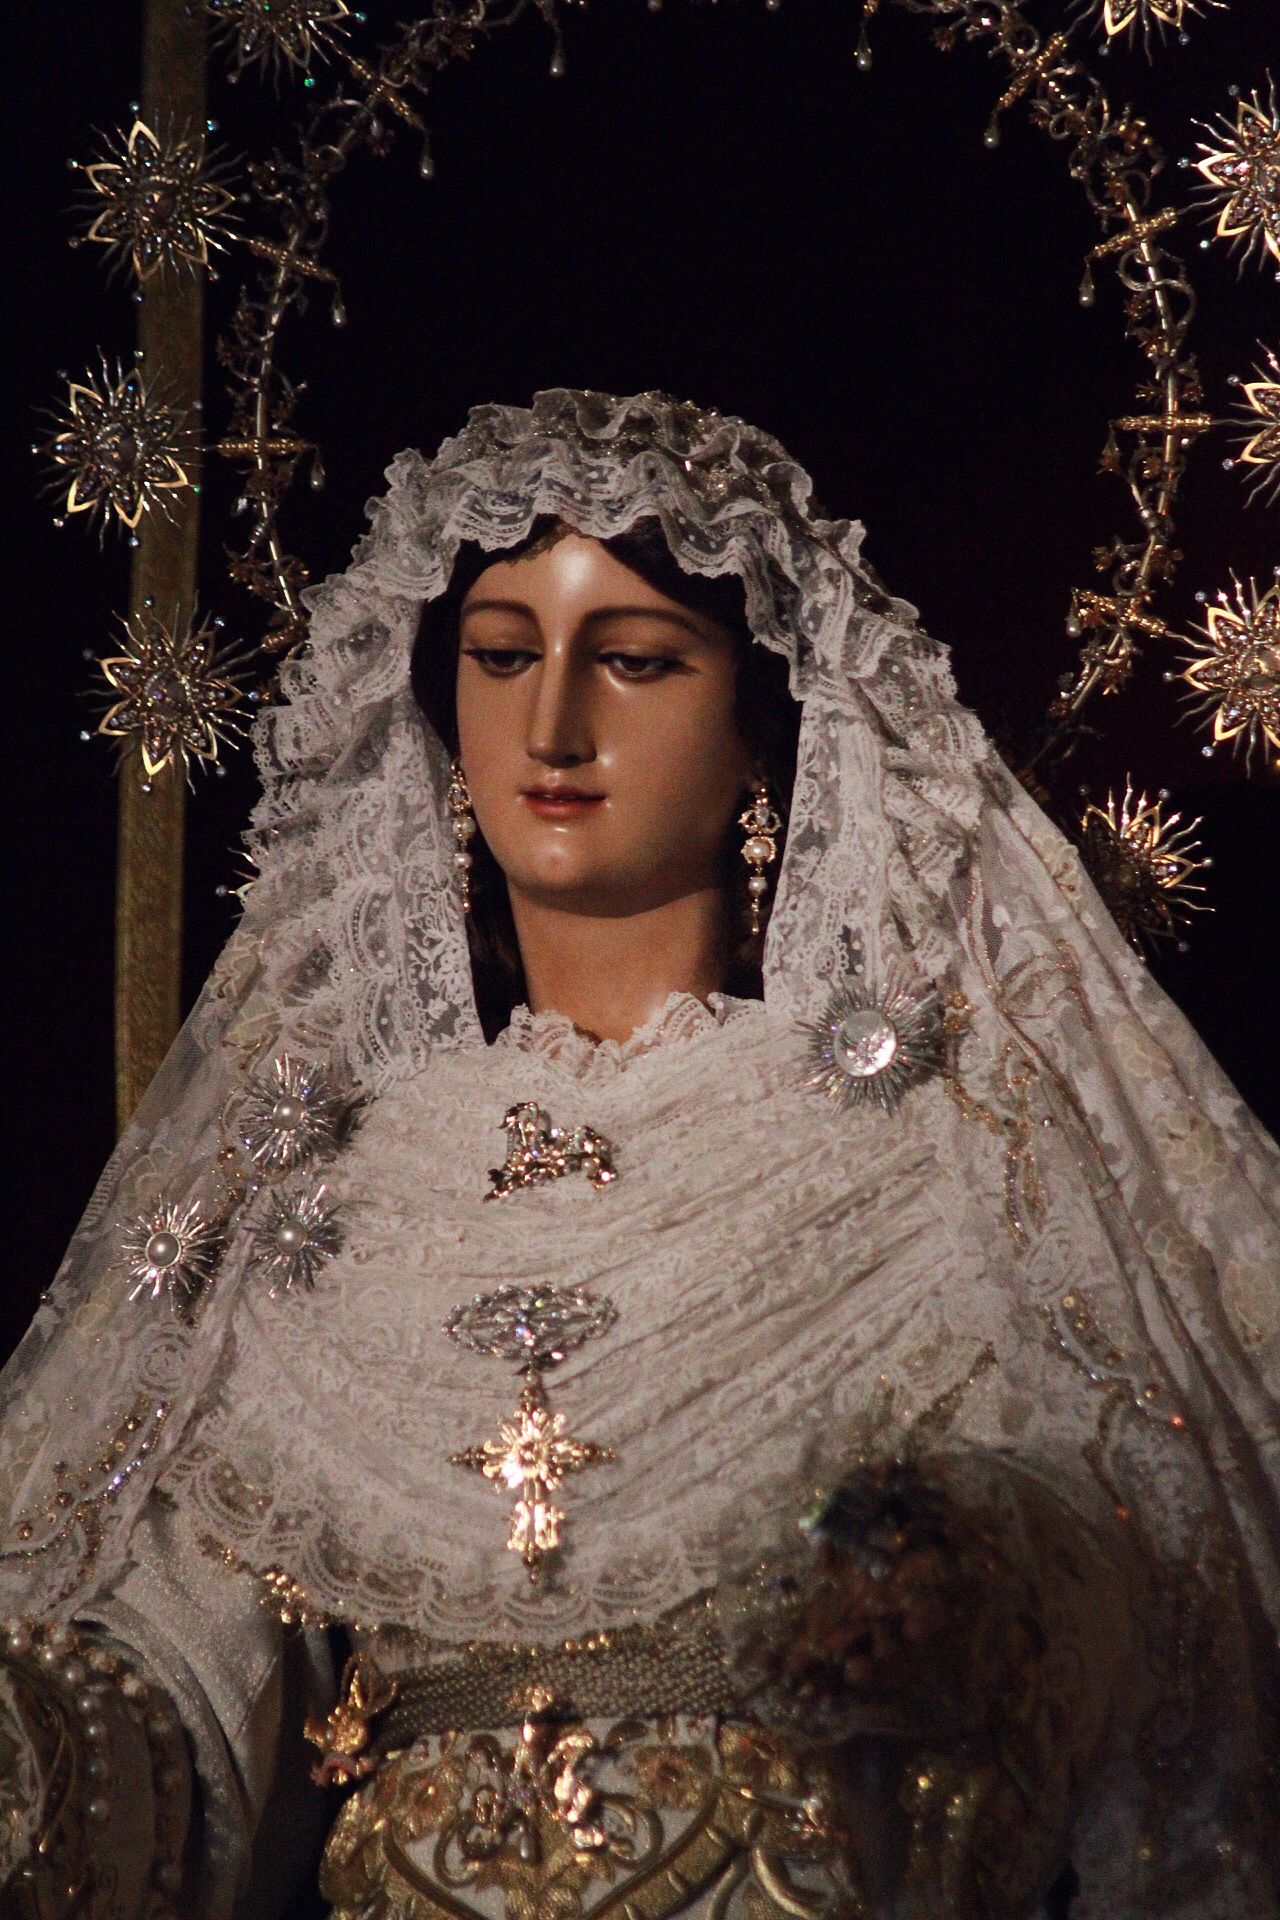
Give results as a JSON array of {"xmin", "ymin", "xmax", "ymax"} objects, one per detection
[{"xmin": 1, "ymin": 389, "xmax": 1277, "ymax": 1920}]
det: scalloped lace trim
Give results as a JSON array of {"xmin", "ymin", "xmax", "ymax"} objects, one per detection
[{"xmin": 493, "ymin": 991, "xmax": 752, "ymax": 1077}]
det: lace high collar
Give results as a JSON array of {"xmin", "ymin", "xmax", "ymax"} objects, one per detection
[{"xmin": 492, "ymin": 990, "xmax": 756, "ymax": 1079}]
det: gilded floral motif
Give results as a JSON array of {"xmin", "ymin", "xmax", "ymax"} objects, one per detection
[{"xmin": 320, "ymin": 1715, "xmax": 858, "ymax": 1920}]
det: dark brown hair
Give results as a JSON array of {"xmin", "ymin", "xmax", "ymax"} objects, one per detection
[{"xmin": 411, "ymin": 514, "xmax": 802, "ymax": 1039}]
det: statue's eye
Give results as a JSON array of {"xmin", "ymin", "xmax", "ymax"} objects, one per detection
[
  {"xmin": 600, "ymin": 652, "xmax": 680, "ymax": 681},
  {"xmin": 462, "ymin": 647, "xmax": 538, "ymax": 676}
]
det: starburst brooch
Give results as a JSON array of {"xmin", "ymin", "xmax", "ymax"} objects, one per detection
[
  {"xmin": 96, "ymin": 606, "xmax": 250, "ymax": 781},
  {"xmin": 45, "ymin": 360, "xmax": 194, "ymax": 534},
  {"xmin": 73, "ymin": 118, "xmax": 236, "ymax": 282},
  {"xmin": 247, "ymin": 1179, "xmax": 342, "ymax": 1295},
  {"xmin": 1181, "ymin": 576, "xmax": 1280, "ymax": 769},
  {"xmin": 1194, "ymin": 82, "xmax": 1280, "ymax": 271},
  {"xmin": 121, "ymin": 1198, "xmax": 223, "ymax": 1312},
  {"xmin": 207, "ymin": 0, "xmax": 351, "ymax": 79},
  {"xmin": 1079, "ymin": 782, "xmax": 1210, "ymax": 951},
  {"xmin": 802, "ymin": 974, "xmax": 945, "ymax": 1116},
  {"xmin": 237, "ymin": 1055, "xmax": 347, "ymax": 1175}
]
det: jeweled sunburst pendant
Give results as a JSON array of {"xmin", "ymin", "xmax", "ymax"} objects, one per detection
[{"xmin": 802, "ymin": 973, "xmax": 944, "ymax": 1115}]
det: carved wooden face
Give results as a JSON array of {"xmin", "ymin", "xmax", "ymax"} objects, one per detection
[{"xmin": 455, "ymin": 531, "xmax": 752, "ymax": 917}]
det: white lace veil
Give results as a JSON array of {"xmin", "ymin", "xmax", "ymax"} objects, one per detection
[{"xmin": 3, "ymin": 387, "xmax": 1278, "ymax": 1674}]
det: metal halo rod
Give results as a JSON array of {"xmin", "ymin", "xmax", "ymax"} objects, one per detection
[{"xmin": 115, "ymin": 0, "xmax": 208, "ymax": 1130}]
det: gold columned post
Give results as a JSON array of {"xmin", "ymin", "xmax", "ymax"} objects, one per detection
[{"xmin": 115, "ymin": 0, "xmax": 208, "ymax": 1130}]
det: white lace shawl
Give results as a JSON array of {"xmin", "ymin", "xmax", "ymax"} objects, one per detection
[{"xmin": 3, "ymin": 389, "xmax": 1279, "ymax": 1912}]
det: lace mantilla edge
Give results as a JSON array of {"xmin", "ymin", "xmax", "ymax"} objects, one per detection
[
  {"xmin": 4, "ymin": 389, "xmax": 1279, "ymax": 1916},
  {"xmin": 238, "ymin": 389, "xmax": 992, "ymax": 1093}
]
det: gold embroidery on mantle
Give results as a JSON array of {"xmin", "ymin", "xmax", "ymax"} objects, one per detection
[
  {"xmin": 305, "ymin": 1651, "xmax": 399, "ymax": 1785},
  {"xmin": 319, "ymin": 1714, "xmax": 862, "ymax": 1920},
  {"xmin": 941, "ymin": 1000, "xmax": 1048, "ymax": 1251}
]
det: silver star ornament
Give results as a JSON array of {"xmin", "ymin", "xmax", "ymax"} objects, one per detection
[
  {"xmin": 238, "ymin": 1054, "xmax": 346, "ymax": 1175},
  {"xmin": 802, "ymin": 973, "xmax": 945, "ymax": 1115},
  {"xmin": 121, "ymin": 1197, "xmax": 222, "ymax": 1311},
  {"xmin": 247, "ymin": 1178, "xmax": 343, "ymax": 1295}
]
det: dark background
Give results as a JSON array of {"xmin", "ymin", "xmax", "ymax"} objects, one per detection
[{"xmin": 6, "ymin": 0, "xmax": 1279, "ymax": 1360}]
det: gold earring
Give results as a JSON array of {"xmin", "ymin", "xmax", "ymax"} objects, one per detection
[
  {"xmin": 739, "ymin": 778, "xmax": 781, "ymax": 938},
  {"xmin": 447, "ymin": 758, "xmax": 477, "ymax": 914}
]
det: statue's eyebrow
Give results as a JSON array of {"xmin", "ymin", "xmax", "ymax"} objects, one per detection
[{"xmin": 459, "ymin": 599, "xmax": 707, "ymax": 639}]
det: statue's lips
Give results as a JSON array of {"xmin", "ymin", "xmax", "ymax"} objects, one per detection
[{"xmin": 521, "ymin": 789, "xmax": 606, "ymax": 818}]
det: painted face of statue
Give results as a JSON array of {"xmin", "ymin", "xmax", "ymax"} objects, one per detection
[{"xmin": 455, "ymin": 531, "xmax": 753, "ymax": 918}]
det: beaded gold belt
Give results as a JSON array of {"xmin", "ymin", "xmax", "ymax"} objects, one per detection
[{"xmin": 377, "ymin": 1611, "xmax": 738, "ymax": 1748}]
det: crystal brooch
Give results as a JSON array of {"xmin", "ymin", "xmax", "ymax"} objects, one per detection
[
  {"xmin": 802, "ymin": 973, "xmax": 944, "ymax": 1115},
  {"xmin": 237, "ymin": 1054, "xmax": 347, "ymax": 1176},
  {"xmin": 246, "ymin": 1177, "xmax": 343, "ymax": 1295}
]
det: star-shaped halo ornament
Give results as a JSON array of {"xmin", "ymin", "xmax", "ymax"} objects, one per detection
[
  {"xmin": 1078, "ymin": 0, "xmax": 1218, "ymax": 47},
  {"xmin": 1194, "ymin": 82, "xmax": 1280, "ymax": 271},
  {"xmin": 802, "ymin": 973, "xmax": 945, "ymax": 1116},
  {"xmin": 207, "ymin": 0, "xmax": 351, "ymax": 80},
  {"xmin": 1079, "ymin": 782, "xmax": 1210, "ymax": 952},
  {"xmin": 238, "ymin": 1055, "xmax": 347, "ymax": 1175},
  {"xmin": 1181, "ymin": 576, "xmax": 1280, "ymax": 770},
  {"xmin": 45, "ymin": 359, "xmax": 194, "ymax": 535},
  {"xmin": 121, "ymin": 1198, "xmax": 223, "ymax": 1312},
  {"xmin": 1230, "ymin": 347, "xmax": 1280, "ymax": 508},
  {"xmin": 96, "ymin": 606, "xmax": 251, "ymax": 781},
  {"xmin": 247, "ymin": 1179, "xmax": 342, "ymax": 1295},
  {"xmin": 73, "ymin": 118, "xmax": 236, "ymax": 282}
]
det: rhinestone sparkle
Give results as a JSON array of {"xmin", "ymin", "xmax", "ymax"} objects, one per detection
[{"xmin": 444, "ymin": 1285, "xmax": 617, "ymax": 1371}]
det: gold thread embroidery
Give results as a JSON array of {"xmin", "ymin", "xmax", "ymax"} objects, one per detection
[
  {"xmin": 318, "ymin": 1716, "xmax": 862, "ymax": 1920},
  {"xmin": 306, "ymin": 1652, "xmax": 400, "ymax": 1784}
]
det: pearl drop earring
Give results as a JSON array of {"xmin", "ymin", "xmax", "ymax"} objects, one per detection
[
  {"xmin": 738, "ymin": 778, "xmax": 781, "ymax": 938},
  {"xmin": 447, "ymin": 759, "xmax": 477, "ymax": 914}
]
